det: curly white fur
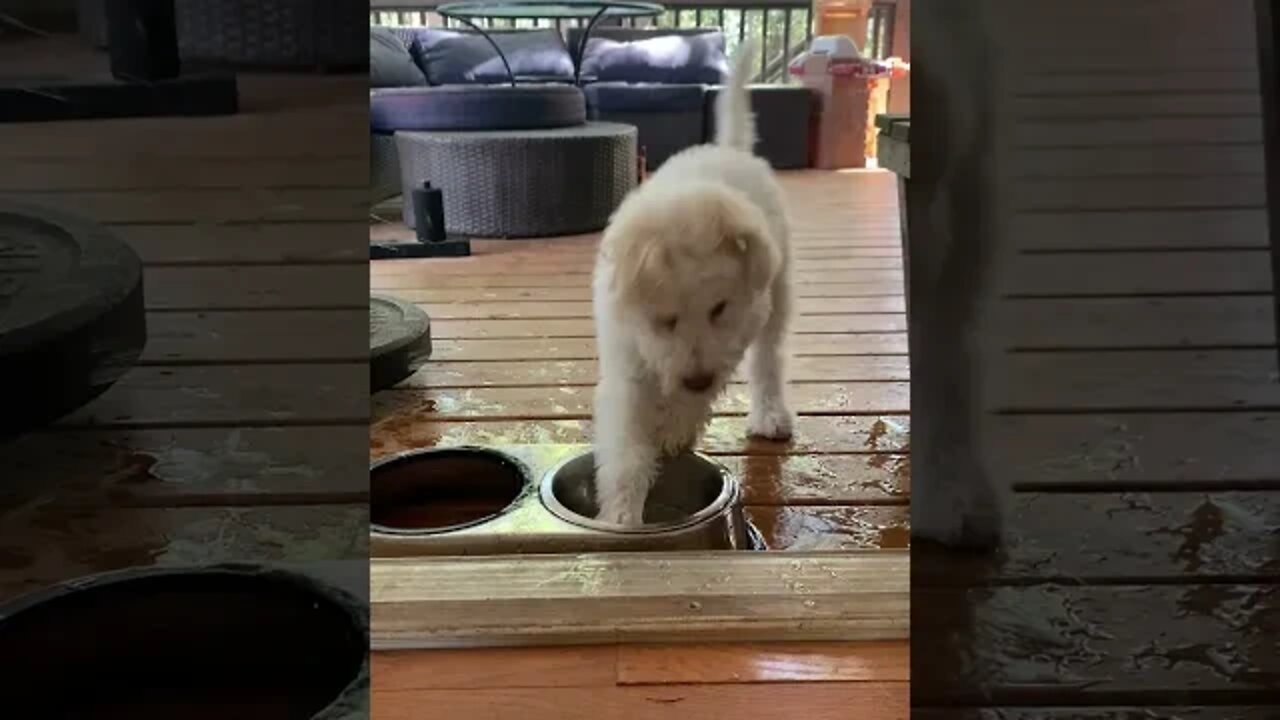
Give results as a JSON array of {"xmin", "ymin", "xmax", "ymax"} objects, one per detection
[{"xmin": 590, "ymin": 40, "xmax": 793, "ymax": 526}]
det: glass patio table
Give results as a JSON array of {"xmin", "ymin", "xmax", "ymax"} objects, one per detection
[{"xmin": 435, "ymin": 0, "xmax": 666, "ymax": 85}]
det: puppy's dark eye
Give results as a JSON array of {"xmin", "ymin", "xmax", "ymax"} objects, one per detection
[
  {"xmin": 658, "ymin": 316, "xmax": 678, "ymax": 331},
  {"xmin": 709, "ymin": 300, "xmax": 727, "ymax": 321}
]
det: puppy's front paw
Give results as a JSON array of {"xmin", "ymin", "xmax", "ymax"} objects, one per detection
[
  {"xmin": 597, "ymin": 503, "xmax": 643, "ymax": 527},
  {"xmin": 748, "ymin": 404, "xmax": 794, "ymax": 441}
]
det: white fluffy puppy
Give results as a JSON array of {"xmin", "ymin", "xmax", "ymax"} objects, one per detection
[{"xmin": 591, "ymin": 39, "xmax": 793, "ymax": 526}]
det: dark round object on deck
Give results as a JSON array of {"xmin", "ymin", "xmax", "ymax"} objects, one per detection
[
  {"xmin": 0, "ymin": 200, "xmax": 146, "ymax": 440},
  {"xmin": 371, "ymin": 446, "xmax": 529, "ymax": 534},
  {"xmin": 370, "ymin": 294, "xmax": 431, "ymax": 392},
  {"xmin": 0, "ymin": 564, "xmax": 368, "ymax": 719},
  {"xmin": 369, "ymin": 84, "xmax": 587, "ymax": 133}
]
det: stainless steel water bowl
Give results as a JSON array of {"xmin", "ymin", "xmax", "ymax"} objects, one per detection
[
  {"xmin": 541, "ymin": 451, "xmax": 751, "ymax": 547},
  {"xmin": 0, "ymin": 565, "xmax": 367, "ymax": 719},
  {"xmin": 370, "ymin": 447, "xmax": 530, "ymax": 535}
]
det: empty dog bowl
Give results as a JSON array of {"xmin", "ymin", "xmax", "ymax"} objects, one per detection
[
  {"xmin": 0, "ymin": 565, "xmax": 367, "ymax": 719},
  {"xmin": 541, "ymin": 451, "xmax": 751, "ymax": 546},
  {"xmin": 371, "ymin": 447, "xmax": 530, "ymax": 534}
]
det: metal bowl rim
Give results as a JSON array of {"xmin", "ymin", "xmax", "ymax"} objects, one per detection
[{"xmin": 538, "ymin": 450, "xmax": 739, "ymax": 535}]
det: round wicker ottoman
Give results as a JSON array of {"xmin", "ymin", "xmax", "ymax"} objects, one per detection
[{"xmin": 395, "ymin": 122, "xmax": 638, "ymax": 238}]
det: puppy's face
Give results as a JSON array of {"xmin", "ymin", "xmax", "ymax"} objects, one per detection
[{"xmin": 602, "ymin": 184, "xmax": 781, "ymax": 396}]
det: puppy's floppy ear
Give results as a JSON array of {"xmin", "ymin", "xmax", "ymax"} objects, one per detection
[
  {"xmin": 610, "ymin": 233, "xmax": 669, "ymax": 300},
  {"xmin": 723, "ymin": 226, "xmax": 781, "ymax": 291}
]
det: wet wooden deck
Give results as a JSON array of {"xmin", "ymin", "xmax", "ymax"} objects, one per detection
[
  {"xmin": 370, "ymin": 170, "xmax": 910, "ymax": 713},
  {"xmin": 914, "ymin": 0, "xmax": 1280, "ymax": 715},
  {"xmin": 369, "ymin": 169, "xmax": 912, "ymax": 552},
  {"xmin": 0, "ymin": 37, "xmax": 368, "ymax": 603}
]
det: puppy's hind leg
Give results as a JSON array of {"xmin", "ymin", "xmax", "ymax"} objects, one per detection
[
  {"xmin": 747, "ymin": 272, "xmax": 795, "ymax": 440},
  {"xmin": 592, "ymin": 382, "xmax": 658, "ymax": 526}
]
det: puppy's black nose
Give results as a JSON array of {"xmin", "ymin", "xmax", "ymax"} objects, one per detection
[{"xmin": 681, "ymin": 373, "xmax": 715, "ymax": 392}]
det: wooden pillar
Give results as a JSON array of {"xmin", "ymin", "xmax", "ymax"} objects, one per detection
[{"xmin": 1255, "ymin": 0, "xmax": 1280, "ymax": 373}]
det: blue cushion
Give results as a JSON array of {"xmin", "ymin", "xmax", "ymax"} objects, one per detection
[
  {"xmin": 369, "ymin": 84, "xmax": 587, "ymax": 132},
  {"xmin": 370, "ymin": 26, "xmax": 427, "ymax": 87},
  {"xmin": 395, "ymin": 27, "xmax": 574, "ymax": 85},
  {"xmin": 580, "ymin": 32, "xmax": 729, "ymax": 85},
  {"xmin": 582, "ymin": 83, "xmax": 707, "ymax": 113}
]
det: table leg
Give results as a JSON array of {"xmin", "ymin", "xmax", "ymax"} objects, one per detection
[
  {"xmin": 573, "ymin": 7, "xmax": 611, "ymax": 84},
  {"xmin": 1255, "ymin": 0, "xmax": 1280, "ymax": 375}
]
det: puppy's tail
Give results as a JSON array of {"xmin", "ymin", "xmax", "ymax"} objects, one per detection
[{"xmin": 715, "ymin": 38, "xmax": 757, "ymax": 153}]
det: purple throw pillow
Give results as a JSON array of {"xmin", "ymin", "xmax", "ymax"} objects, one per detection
[
  {"xmin": 580, "ymin": 32, "xmax": 729, "ymax": 84},
  {"xmin": 401, "ymin": 28, "xmax": 574, "ymax": 85}
]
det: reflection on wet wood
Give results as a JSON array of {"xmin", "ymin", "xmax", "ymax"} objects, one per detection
[
  {"xmin": 617, "ymin": 641, "xmax": 909, "ymax": 684},
  {"xmin": 372, "ymin": 646, "xmax": 618, "ymax": 691},
  {"xmin": 0, "ymin": 505, "xmax": 367, "ymax": 603},
  {"xmin": 747, "ymin": 506, "xmax": 912, "ymax": 551},
  {"xmin": 913, "ymin": 582, "xmax": 1280, "ymax": 704}
]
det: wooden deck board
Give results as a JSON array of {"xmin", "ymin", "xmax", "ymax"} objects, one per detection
[
  {"xmin": 426, "ymin": 333, "xmax": 910, "ymax": 360},
  {"xmin": 1000, "ymin": 297, "xmax": 1276, "ymax": 350},
  {"xmin": 370, "ymin": 417, "xmax": 911, "ymax": 458},
  {"xmin": 373, "ymin": 382, "xmax": 908, "ymax": 418},
  {"xmin": 916, "ymin": 491, "xmax": 1280, "ymax": 584},
  {"xmin": 429, "ymin": 314, "xmax": 907, "ymax": 338}
]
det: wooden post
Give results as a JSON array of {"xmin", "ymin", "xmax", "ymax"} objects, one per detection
[{"xmin": 1255, "ymin": 0, "xmax": 1280, "ymax": 375}]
